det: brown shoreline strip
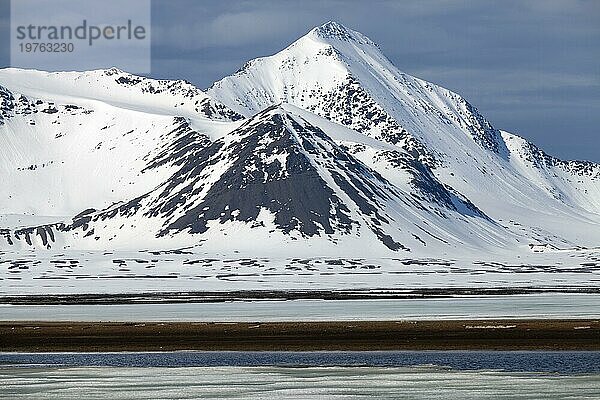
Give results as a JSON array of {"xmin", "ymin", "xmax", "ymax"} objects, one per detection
[{"xmin": 1, "ymin": 320, "xmax": 599, "ymax": 352}]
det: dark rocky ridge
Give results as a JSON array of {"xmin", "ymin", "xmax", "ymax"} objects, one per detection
[
  {"xmin": 522, "ymin": 140, "xmax": 600, "ymax": 178},
  {"xmin": 142, "ymin": 105, "xmax": 408, "ymax": 250},
  {"xmin": 0, "ymin": 85, "xmax": 91, "ymax": 127},
  {"xmin": 308, "ymin": 75, "xmax": 437, "ymax": 167}
]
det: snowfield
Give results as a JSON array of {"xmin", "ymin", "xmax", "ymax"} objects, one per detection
[{"xmin": 1, "ymin": 247, "xmax": 598, "ymax": 296}]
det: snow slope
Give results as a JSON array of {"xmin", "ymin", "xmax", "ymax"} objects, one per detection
[{"xmin": 0, "ymin": 69, "xmax": 243, "ymax": 218}]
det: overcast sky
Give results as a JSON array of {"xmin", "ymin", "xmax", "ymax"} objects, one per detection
[{"xmin": 1, "ymin": 0, "xmax": 599, "ymax": 162}]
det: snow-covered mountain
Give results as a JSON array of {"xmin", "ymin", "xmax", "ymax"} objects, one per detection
[
  {"xmin": 208, "ymin": 21, "xmax": 600, "ymax": 249},
  {"xmin": 1, "ymin": 21, "xmax": 598, "ymax": 258}
]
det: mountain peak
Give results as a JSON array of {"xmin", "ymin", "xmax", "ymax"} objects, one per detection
[
  {"xmin": 312, "ymin": 21, "xmax": 351, "ymax": 36},
  {"xmin": 309, "ymin": 21, "xmax": 375, "ymax": 46}
]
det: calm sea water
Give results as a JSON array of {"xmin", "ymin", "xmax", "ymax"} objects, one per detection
[
  {"xmin": 1, "ymin": 352, "xmax": 599, "ymax": 399},
  {"xmin": 2, "ymin": 351, "xmax": 600, "ymax": 373}
]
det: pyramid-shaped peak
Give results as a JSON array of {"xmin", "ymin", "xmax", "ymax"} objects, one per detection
[
  {"xmin": 309, "ymin": 21, "xmax": 376, "ymax": 46},
  {"xmin": 315, "ymin": 21, "xmax": 351, "ymax": 35}
]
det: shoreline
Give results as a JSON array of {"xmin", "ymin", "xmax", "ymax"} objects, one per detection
[
  {"xmin": 2, "ymin": 287, "xmax": 600, "ymax": 305},
  {"xmin": 2, "ymin": 320, "xmax": 599, "ymax": 352}
]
